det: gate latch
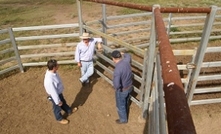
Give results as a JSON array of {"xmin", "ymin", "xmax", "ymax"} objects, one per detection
[{"xmin": 186, "ymin": 63, "xmax": 196, "ymax": 69}]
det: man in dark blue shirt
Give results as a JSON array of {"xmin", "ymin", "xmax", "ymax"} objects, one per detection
[{"xmin": 111, "ymin": 50, "xmax": 133, "ymax": 124}]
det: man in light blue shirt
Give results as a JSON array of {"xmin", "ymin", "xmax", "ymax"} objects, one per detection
[
  {"xmin": 44, "ymin": 59, "xmax": 78, "ymax": 124},
  {"xmin": 75, "ymin": 32, "xmax": 102, "ymax": 86}
]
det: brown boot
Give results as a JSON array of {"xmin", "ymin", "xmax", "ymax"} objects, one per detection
[
  {"xmin": 72, "ymin": 107, "xmax": 78, "ymax": 113},
  {"xmin": 68, "ymin": 107, "xmax": 78, "ymax": 116},
  {"xmin": 58, "ymin": 119, "xmax": 69, "ymax": 125}
]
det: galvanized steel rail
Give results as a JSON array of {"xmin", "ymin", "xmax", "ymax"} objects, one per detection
[{"xmin": 80, "ymin": 1, "xmax": 216, "ymax": 134}]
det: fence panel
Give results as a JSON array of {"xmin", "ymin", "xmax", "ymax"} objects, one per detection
[
  {"xmin": 12, "ymin": 24, "xmax": 80, "ymax": 66},
  {"xmin": 0, "ymin": 28, "xmax": 23, "ymax": 76}
]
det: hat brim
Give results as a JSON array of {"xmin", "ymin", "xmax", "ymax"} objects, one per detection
[{"xmin": 80, "ymin": 36, "xmax": 91, "ymax": 39}]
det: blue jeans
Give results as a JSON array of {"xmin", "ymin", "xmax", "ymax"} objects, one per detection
[
  {"xmin": 50, "ymin": 94, "xmax": 71, "ymax": 121},
  {"xmin": 115, "ymin": 86, "xmax": 133, "ymax": 123},
  {"xmin": 80, "ymin": 61, "xmax": 94, "ymax": 83}
]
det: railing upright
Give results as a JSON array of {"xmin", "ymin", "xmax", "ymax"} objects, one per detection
[
  {"xmin": 102, "ymin": 4, "xmax": 107, "ymax": 46},
  {"xmin": 141, "ymin": 6, "xmax": 157, "ymax": 119},
  {"xmin": 77, "ymin": 0, "xmax": 84, "ymax": 35},
  {"xmin": 167, "ymin": 13, "xmax": 172, "ymax": 35},
  {"xmin": 8, "ymin": 28, "xmax": 24, "ymax": 73},
  {"xmin": 156, "ymin": 54, "xmax": 167, "ymax": 134},
  {"xmin": 187, "ymin": 6, "xmax": 218, "ymax": 104},
  {"xmin": 149, "ymin": 65, "xmax": 160, "ymax": 134}
]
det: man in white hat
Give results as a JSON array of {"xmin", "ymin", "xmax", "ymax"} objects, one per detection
[{"xmin": 74, "ymin": 32, "xmax": 103, "ymax": 86}]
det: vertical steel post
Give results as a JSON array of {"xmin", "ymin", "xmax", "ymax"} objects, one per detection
[
  {"xmin": 148, "ymin": 76, "xmax": 158, "ymax": 134},
  {"xmin": 141, "ymin": 5, "xmax": 157, "ymax": 119},
  {"xmin": 156, "ymin": 53, "xmax": 167, "ymax": 134},
  {"xmin": 77, "ymin": 0, "xmax": 84, "ymax": 34},
  {"xmin": 140, "ymin": 50, "xmax": 148, "ymax": 111},
  {"xmin": 152, "ymin": 66, "xmax": 160, "ymax": 134},
  {"xmin": 167, "ymin": 13, "xmax": 172, "ymax": 35},
  {"xmin": 102, "ymin": 4, "xmax": 107, "ymax": 46},
  {"xmin": 8, "ymin": 28, "xmax": 24, "ymax": 73},
  {"xmin": 187, "ymin": 6, "xmax": 218, "ymax": 104}
]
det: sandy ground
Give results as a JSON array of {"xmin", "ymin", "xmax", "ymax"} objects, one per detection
[
  {"xmin": 0, "ymin": 67, "xmax": 146, "ymax": 134},
  {"xmin": 0, "ymin": 66, "xmax": 221, "ymax": 134}
]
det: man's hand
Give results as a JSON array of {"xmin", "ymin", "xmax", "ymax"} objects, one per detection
[
  {"xmin": 58, "ymin": 101, "xmax": 63, "ymax": 106},
  {"xmin": 97, "ymin": 42, "xmax": 103, "ymax": 52},
  {"xmin": 77, "ymin": 62, "xmax": 82, "ymax": 67}
]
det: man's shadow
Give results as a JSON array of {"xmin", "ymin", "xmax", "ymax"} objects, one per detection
[
  {"xmin": 63, "ymin": 73, "xmax": 100, "ymax": 118},
  {"xmin": 73, "ymin": 73, "xmax": 100, "ymax": 107}
]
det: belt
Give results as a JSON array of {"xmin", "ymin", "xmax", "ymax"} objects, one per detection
[
  {"xmin": 80, "ymin": 60, "xmax": 93, "ymax": 62},
  {"xmin": 122, "ymin": 85, "xmax": 133, "ymax": 91}
]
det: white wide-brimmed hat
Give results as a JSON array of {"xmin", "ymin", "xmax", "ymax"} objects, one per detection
[{"xmin": 79, "ymin": 33, "xmax": 91, "ymax": 39}]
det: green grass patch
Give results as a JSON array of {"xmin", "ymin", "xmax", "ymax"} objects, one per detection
[
  {"xmin": 0, "ymin": 0, "xmax": 75, "ymax": 4},
  {"xmin": 0, "ymin": 5, "xmax": 55, "ymax": 27}
]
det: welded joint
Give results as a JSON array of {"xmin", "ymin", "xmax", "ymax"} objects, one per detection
[
  {"xmin": 153, "ymin": 4, "xmax": 160, "ymax": 9},
  {"xmin": 186, "ymin": 63, "xmax": 196, "ymax": 69},
  {"xmin": 152, "ymin": 4, "xmax": 160, "ymax": 10}
]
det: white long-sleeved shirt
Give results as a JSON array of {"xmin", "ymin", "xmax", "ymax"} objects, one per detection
[
  {"xmin": 75, "ymin": 38, "xmax": 102, "ymax": 62},
  {"xmin": 44, "ymin": 70, "xmax": 64, "ymax": 105}
]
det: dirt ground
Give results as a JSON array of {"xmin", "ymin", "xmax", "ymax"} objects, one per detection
[
  {"xmin": 1, "ymin": 2, "xmax": 221, "ymax": 134},
  {"xmin": 0, "ymin": 67, "xmax": 146, "ymax": 134},
  {"xmin": 0, "ymin": 66, "xmax": 221, "ymax": 134}
]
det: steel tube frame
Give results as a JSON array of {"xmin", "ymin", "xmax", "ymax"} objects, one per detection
[
  {"xmin": 187, "ymin": 6, "xmax": 218, "ymax": 104},
  {"xmin": 101, "ymin": 4, "xmax": 107, "ymax": 46},
  {"xmin": 156, "ymin": 54, "xmax": 167, "ymax": 134},
  {"xmin": 154, "ymin": 6, "xmax": 196, "ymax": 134},
  {"xmin": 77, "ymin": 0, "xmax": 84, "ymax": 35},
  {"xmin": 8, "ymin": 28, "xmax": 24, "ymax": 73},
  {"xmin": 83, "ymin": 25, "xmax": 145, "ymax": 55},
  {"xmin": 141, "ymin": 5, "xmax": 157, "ymax": 119}
]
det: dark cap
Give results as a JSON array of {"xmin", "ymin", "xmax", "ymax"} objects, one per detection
[{"xmin": 111, "ymin": 50, "xmax": 122, "ymax": 58}]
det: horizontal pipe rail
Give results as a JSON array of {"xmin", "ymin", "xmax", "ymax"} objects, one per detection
[
  {"xmin": 195, "ymin": 87, "xmax": 221, "ymax": 94},
  {"xmin": 18, "ymin": 43, "xmax": 77, "ymax": 50},
  {"xmin": 83, "ymin": 25, "xmax": 145, "ymax": 56},
  {"xmin": 83, "ymin": 0, "xmax": 211, "ymax": 13},
  {"xmin": 0, "ymin": 29, "xmax": 8, "ymax": 34},
  {"xmin": 0, "ymin": 39, "xmax": 11, "ymax": 45},
  {"xmin": 12, "ymin": 24, "xmax": 79, "ymax": 31},
  {"xmin": 20, "ymin": 52, "xmax": 73, "ymax": 59},
  {"xmin": 0, "ymin": 57, "xmax": 16, "ymax": 65},
  {"xmin": 15, "ymin": 33, "xmax": 79, "ymax": 41},
  {"xmin": 0, "ymin": 48, "xmax": 14, "ymax": 55},
  {"xmin": 191, "ymin": 98, "xmax": 221, "ymax": 105},
  {"xmin": 22, "ymin": 60, "xmax": 77, "ymax": 67},
  {"xmin": 0, "ymin": 65, "xmax": 19, "ymax": 75}
]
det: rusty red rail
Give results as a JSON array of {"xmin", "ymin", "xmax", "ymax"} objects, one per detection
[
  {"xmin": 154, "ymin": 7, "xmax": 196, "ymax": 134},
  {"xmin": 83, "ymin": 0, "xmax": 211, "ymax": 13}
]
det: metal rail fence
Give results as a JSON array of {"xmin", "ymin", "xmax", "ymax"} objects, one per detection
[
  {"xmin": 79, "ymin": 1, "xmax": 221, "ymax": 134},
  {"xmin": 0, "ymin": 28, "xmax": 23, "ymax": 75},
  {"xmin": 1, "ymin": 1, "xmax": 221, "ymax": 133}
]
